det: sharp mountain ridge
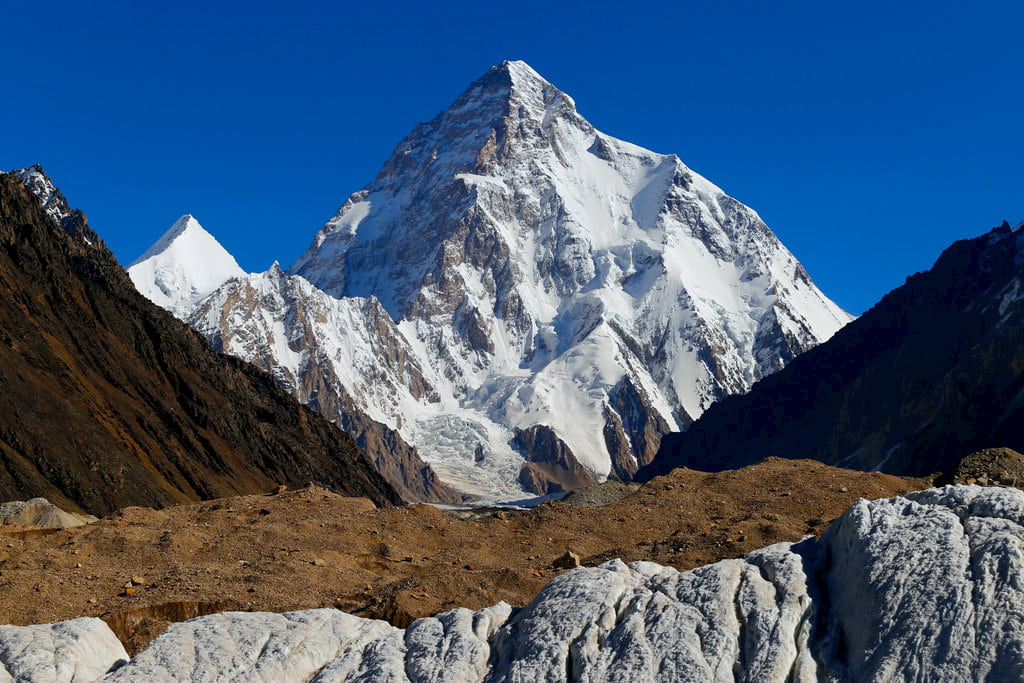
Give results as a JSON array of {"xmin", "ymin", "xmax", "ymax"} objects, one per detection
[
  {"xmin": 129, "ymin": 60, "xmax": 851, "ymax": 500},
  {"xmin": 641, "ymin": 219, "xmax": 1024, "ymax": 481}
]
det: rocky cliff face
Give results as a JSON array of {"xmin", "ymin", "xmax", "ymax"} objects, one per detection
[
  {"xmin": 188, "ymin": 266, "xmax": 463, "ymax": 503},
  {"xmin": 641, "ymin": 220, "xmax": 1024, "ymax": 481},
  {"xmin": 6, "ymin": 485, "xmax": 1024, "ymax": 681},
  {"xmin": 11, "ymin": 165, "xmax": 104, "ymax": 248},
  {"xmin": 0, "ymin": 169, "xmax": 401, "ymax": 514},
  {"xmin": 134, "ymin": 60, "xmax": 849, "ymax": 500}
]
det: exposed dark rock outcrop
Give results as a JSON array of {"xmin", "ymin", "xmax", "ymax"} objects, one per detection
[
  {"xmin": 603, "ymin": 375, "xmax": 673, "ymax": 481},
  {"xmin": 0, "ymin": 170, "xmax": 401, "ymax": 514},
  {"xmin": 938, "ymin": 447, "xmax": 1024, "ymax": 487},
  {"xmin": 514, "ymin": 425, "xmax": 599, "ymax": 495},
  {"xmin": 641, "ymin": 220, "xmax": 1024, "ymax": 481}
]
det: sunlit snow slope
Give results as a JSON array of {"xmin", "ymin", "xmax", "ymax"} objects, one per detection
[
  {"xmin": 127, "ymin": 215, "xmax": 245, "ymax": 319},
  {"xmin": 141, "ymin": 61, "xmax": 851, "ymax": 500}
]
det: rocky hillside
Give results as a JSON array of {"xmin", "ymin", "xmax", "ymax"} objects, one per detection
[
  {"xmin": 136, "ymin": 60, "xmax": 850, "ymax": 500},
  {"xmin": 641, "ymin": 220, "xmax": 1024, "ymax": 481},
  {"xmin": 0, "ymin": 169, "xmax": 401, "ymax": 514},
  {"xmin": 3, "ymin": 485, "xmax": 1021, "ymax": 681}
]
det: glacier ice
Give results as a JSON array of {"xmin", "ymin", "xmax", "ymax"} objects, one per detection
[{"xmin": 5, "ymin": 486, "xmax": 1024, "ymax": 681}]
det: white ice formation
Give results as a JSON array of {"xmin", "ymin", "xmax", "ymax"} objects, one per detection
[
  {"xmin": 0, "ymin": 498, "xmax": 96, "ymax": 529},
  {"xmin": 0, "ymin": 618, "xmax": 127, "ymax": 683},
  {"xmin": 3, "ymin": 485, "xmax": 1024, "ymax": 681}
]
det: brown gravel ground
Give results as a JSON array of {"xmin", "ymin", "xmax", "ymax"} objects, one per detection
[
  {"xmin": 939, "ymin": 447, "xmax": 1024, "ymax": 487},
  {"xmin": 0, "ymin": 458, "xmax": 928, "ymax": 653}
]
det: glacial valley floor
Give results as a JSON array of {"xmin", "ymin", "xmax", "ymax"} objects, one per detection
[{"xmin": 0, "ymin": 458, "xmax": 927, "ymax": 653}]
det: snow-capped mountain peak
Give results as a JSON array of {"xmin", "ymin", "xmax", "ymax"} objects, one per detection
[
  {"xmin": 130, "ymin": 214, "xmax": 202, "ymax": 263},
  {"xmin": 134, "ymin": 61, "xmax": 852, "ymax": 500},
  {"xmin": 280, "ymin": 61, "xmax": 852, "ymax": 497},
  {"xmin": 489, "ymin": 59, "xmax": 578, "ymax": 117},
  {"xmin": 127, "ymin": 215, "xmax": 245, "ymax": 319}
]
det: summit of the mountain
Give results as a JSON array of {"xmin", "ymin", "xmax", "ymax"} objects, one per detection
[
  {"xmin": 285, "ymin": 61, "xmax": 849, "ymax": 496},
  {"xmin": 129, "ymin": 214, "xmax": 205, "ymax": 262},
  {"xmin": 127, "ymin": 214, "xmax": 245, "ymax": 319},
  {"xmin": 136, "ymin": 61, "xmax": 851, "ymax": 499}
]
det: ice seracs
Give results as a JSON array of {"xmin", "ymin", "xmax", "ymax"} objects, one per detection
[
  {"xmin": 126, "ymin": 215, "xmax": 245, "ymax": 319},
  {"xmin": 132, "ymin": 60, "xmax": 851, "ymax": 499}
]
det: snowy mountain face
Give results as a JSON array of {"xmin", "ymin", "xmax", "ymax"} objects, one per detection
[
  {"xmin": 126, "ymin": 215, "xmax": 245, "ymax": 319},
  {"xmin": 145, "ymin": 61, "xmax": 850, "ymax": 500},
  {"xmin": 187, "ymin": 265, "xmax": 463, "ymax": 503}
]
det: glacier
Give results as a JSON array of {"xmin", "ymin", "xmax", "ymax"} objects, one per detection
[{"xmin": 4, "ymin": 485, "xmax": 1024, "ymax": 681}]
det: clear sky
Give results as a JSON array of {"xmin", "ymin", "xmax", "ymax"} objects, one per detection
[{"xmin": 3, "ymin": 0, "xmax": 1021, "ymax": 314}]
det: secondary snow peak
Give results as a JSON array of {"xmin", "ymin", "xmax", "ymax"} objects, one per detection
[
  {"xmin": 129, "ymin": 214, "xmax": 205, "ymax": 265},
  {"xmin": 127, "ymin": 214, "xmax": 245, "ymax": 319}
]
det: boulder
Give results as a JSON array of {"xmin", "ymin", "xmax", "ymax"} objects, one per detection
[{"xmin": 0, "ymin": 618, "xmax": 127, "ymax": 682}]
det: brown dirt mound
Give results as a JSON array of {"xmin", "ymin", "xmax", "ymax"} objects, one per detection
[
  {"xmin": 939, "ymin": 447, "xmax": 1024, "ymax": 487},
  {"xmin": 0, "ymin": 458, "xmax": 927, "ymax": 653},
  {"xmin": 559, "ymin": 481, "xmax": 640, "ymax": 507}
]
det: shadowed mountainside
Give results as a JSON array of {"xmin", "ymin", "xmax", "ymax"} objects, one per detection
[
  {"xmin": 641, "ymin": 220, "xmax": 1024, "ymax": 481},
  {"xmin": 0, "ymin": 170, "xmax": 401, "ymax": 514}
]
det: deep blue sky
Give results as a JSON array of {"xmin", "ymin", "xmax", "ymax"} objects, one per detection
[{"xmin": 3, "ymin": 0, "xmax": 1021, "ymax": 314}]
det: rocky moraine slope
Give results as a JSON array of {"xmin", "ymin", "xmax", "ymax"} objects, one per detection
[{"xmin": 3, "ymin": 484, "xmax": 1023, "ymax": 681}]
